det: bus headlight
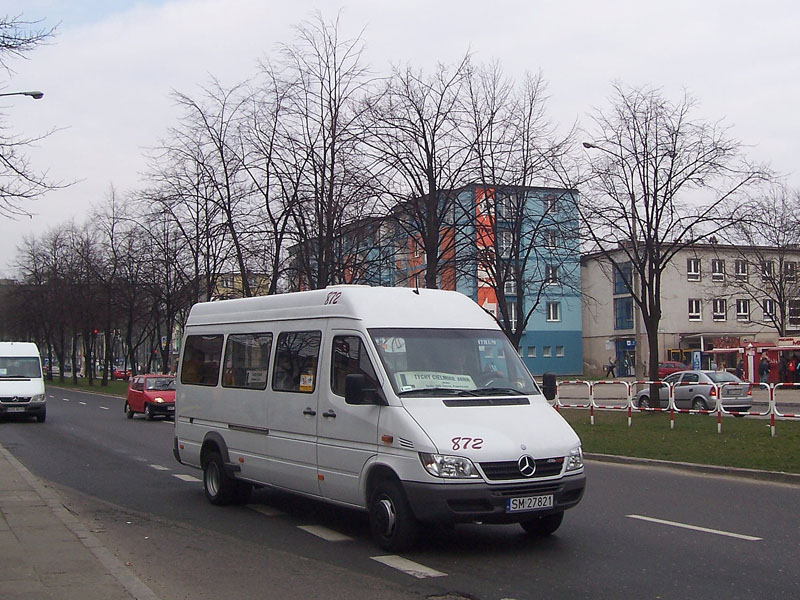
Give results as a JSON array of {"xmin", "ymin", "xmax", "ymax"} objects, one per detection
[
  {"xmin": 420, "ymin": 453, "xmax": 481, "ymax": 478},
  {"xmin": 566, "ymin": 446, "xmax": 583, "ymax": 471}
]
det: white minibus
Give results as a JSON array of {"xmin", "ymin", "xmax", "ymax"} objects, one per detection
[
  {"xmin": 173, "ymin": 286, "xmax": 585, "ymax": 550},
  {"xmin": 0, "ymin": 342, "xmax": 46, "ymax": 423}
]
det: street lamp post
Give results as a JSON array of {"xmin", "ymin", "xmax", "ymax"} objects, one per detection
[{"xmin": 0, "ymin": 90, "xmax": 44, "ymax": 100}]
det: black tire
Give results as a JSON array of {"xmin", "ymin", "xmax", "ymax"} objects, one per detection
[
  {"xmin": 368, "ymin": 479, "xmax": 419, "ymax": 552},
  {"xmin": 35, "ymin": 408, "xmax": 46, "ymax": 423},
  {"xmin": 692, "ymin": 398, "xmax": 707, "ymax": 412},
  {"xmin": 521, "ymin": 511, "xmax": 564, "ymax": 536},
  {"xmin": 638, "ymin": 395, "xmax": 650, "ymax": 409},
  {"xmin": 203, "ymin": 451, "xmax": 235, "ymax": 505},
  {"xmin": 144, "ymin": 404, "xmax": 154, "ymax": 421},
  {"xmin": 124, "ymin": 402, "xmax": 134, "ymax": 419}
]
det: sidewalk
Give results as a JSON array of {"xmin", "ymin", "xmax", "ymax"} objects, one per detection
[{"xmin": 0, "ymin": 443, "xmax": 160, "ymax": 600}]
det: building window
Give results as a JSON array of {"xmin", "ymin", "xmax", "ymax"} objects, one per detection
[
  {"xmin": 542, "ymin": 345, "xmax": 552, "ymax": 357},
  {"xmin": 735, "ymin": 259, "xmax": 748, "ymax": 281},
  {"xmin": 546, "ymin": 301, "xmax": 561, "ymax": 322},
  {"xmin": 761, "ymin": 260, "xmax": 775, "ymax": 282},
  {"xmin": 789, "ymin": 299, "xmax": 800, "ymax": 328},
  {"xmin": 555, "ymin": 345, "xmax": 565, "ymax": 357},
  {"xmin": 711, "ymin": 259, "xmax": 725, "ymax": 282},
  {"xmin": 544, "ymin": 229, "xmax": 557, "ymax": 249},
  {"xmin": 688, "ymin": 299, "xmax": 702, "ymax": 321},
  {"xmin": 527, "ymin": 346, "xmax": 536, "ymax": 358},
  {"xmin": 614, "ymin": 297, "xmax": 634, "ymax": 330},
  {"xmin": 687, "ymin": 258, "xmax": 701, "ymax": 281},
  {"xmin": 736, "ymin": 299, "xmax": 750, "ymax": 321},
  {"xmin": 544, "ymin": 194, "xmax": 558, "ymax": 211},
  {"xmin": 785, "ymin": 261, "xmax": 797, "ymax": 283},
  {"xmin": 505, "ymin": 301, "xmax": 518, "ymax": 331},
  {"xmin": 497, "ymin": 192, "xmax": 516, "ymax": 219},
  {"xmin": 545, "ymin": 265, "xmax": 558, "ymax": 284},
  {"xmin": 614, "ymin": 261, "xmax": 633, "ymax": 295},
  {"xmin": 504, "ymin": 279, "xmax": 517, "ymax": 295},
  {"xmin": 763, "ymin": 298, "xmax": 775, "ymax": 318},
  {"xmin": 712, "ymin": 299, "xmax": 727, "ymax": 321},
  {"xmin": 498, "ymin": 230, "xmax": 513, "ymax": 258}
]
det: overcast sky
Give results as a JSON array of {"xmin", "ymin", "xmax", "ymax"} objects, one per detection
[{"xmin": 1, "ymin": 0, "xmax": 798, "ymax": 276}]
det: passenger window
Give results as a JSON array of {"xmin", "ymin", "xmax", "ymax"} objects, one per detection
[
  {"xmin": 180, "ymin": 335, "xmax": 224, "ymax": 386},
  {"xmin": 272, "ymin": 331, "xmax": 321, "ymax": 393},
  {"xmin": 331, "ymin": 335, "xmax": 379, "ymax": 397},
  {"xmin": 222, "ymin": 333, "xmax": 273, "ymax": 390}
]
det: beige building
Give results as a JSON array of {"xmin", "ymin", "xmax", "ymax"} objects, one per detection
[{"xmin": 581, "ymin": 243, "xmax": 797, "ymax": 378}]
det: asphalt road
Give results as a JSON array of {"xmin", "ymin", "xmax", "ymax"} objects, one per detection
[{"xmin": 1, "ymin": 387, "xmax": 799, "ymax": 599}]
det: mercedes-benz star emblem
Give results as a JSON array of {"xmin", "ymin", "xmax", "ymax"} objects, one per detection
[{"xmin": 518, "ymin": 455, "xmax": 536, "ymax": 477}]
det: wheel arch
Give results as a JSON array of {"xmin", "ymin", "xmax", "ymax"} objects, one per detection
[
  {"xmin": 200, "ymin": 432, "xmax": 231, "ymax": 467},
  {"xmin": 364, "ymin": 463, "xmax": 401, "ymax": 503}
]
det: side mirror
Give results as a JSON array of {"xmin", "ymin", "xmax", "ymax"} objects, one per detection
[{"xmin": 345, "ymin": 373, "xmax": 387, "ymax": 406}]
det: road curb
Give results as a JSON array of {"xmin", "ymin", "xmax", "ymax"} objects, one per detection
[{"xmin": 585, "ymin": 453, "xmax": 800, "ymax": 485}]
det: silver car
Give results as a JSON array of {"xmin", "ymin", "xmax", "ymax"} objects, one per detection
[{"xmin": 635, "ymin": 370, "xmax": 751, "ymax": 414}]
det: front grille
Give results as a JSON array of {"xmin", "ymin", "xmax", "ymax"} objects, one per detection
[
  {"xmin": 480, "ymin": 457, "xmax": 564, "ymax": 481},
  {"xmin": 0, "ymin": 397, "xmax": 31, "ymax": 403}
]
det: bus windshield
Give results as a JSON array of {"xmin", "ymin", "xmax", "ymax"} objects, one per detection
[
  {"xmin": 0, "ymin": 357, "xmax": 42, "ymax": 378},
  {"xmin": 369, "ymin": 328, "xmax": 540, "ymax": 397}
]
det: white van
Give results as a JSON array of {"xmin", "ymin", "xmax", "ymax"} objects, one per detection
[
  {"xmin": 173, "ymin": 286, "xmax": 585, "ymax": 550},
  {"xmin": 0, "ymin": 342, "xmax": 46, "ymax": 423}
]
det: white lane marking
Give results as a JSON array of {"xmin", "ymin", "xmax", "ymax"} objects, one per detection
[
  {"xmin": 48, "ymin": 394, "xmax": 55, "ymax": 398},
  {"xmin": 371, "ymin": 555, "xmax": 447, "ymax": 579},
  {"xmin": 63, "ymin": 398, "xmax": 70, "ymax": 402},
  {"xmin": 79, "ymin": 401, "xmax": 87, "ymax": 406},
  {"xmin": 99, "ymin": 406, "xmax": 109, "ymax": 410},
  {"xmin": 149, "ymin": 464, "xmax": 170, "ymax": 471},
  {"xmin": 248, "ymin": 505, "xmax": 285, "ymax": 517},
  {"xmin": 173, "ymin": 474, "xmax": 201, "ymax": 482},
  {"xmin": 627, "ymin": 515, "xmax": 762, "ymax": 541},
  {"xmin": 297, "ymin": 525, "xmax": 352, "ymax": 542}
]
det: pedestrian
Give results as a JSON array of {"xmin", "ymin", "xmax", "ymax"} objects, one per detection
[
  {"xmin": 735, "ymin": 358, "xmax": 744, "ymax": 379},
  {"xmin": 788, "ymin": 355, "xmax": 796, "ymax": 383},
  {"xmin": 604, "ymin": 356, "xmax": 616, "ymax": 378},
  {"xmin": 758, "ymin": 356, "xmax": 770, "ymax": 384},
  {"xmin": 778, "ymin": 354, "xmax": 788, "ymax": 383},
  {"xmin": 794, "ymin": 354, "xmax": 800, "ymax": 384}
]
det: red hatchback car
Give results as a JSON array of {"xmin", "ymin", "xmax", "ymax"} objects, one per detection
[
  {"xmin": 124, "ymin": 374, "xmax": 176, "ymax": 420},
  {"xmin": 657, "ymin": 361, "xmax": 688, "ymax": 379}
]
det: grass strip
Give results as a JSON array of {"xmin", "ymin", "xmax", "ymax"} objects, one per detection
[{"xmin": 560, "ymin": 408, "xmax": 800, "ymax": 474}]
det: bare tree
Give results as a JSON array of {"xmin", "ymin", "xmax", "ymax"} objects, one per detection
[
  {"xmin": 278, "ymin": 13, "xmax": 376, "ymax": 290},
  {"xmin": 170, "ymin": 80, "xmax": 255, "ymax": 296},
  {"xmin": 364, "ymin": 54, "xmax": 474, "ymax": 289},
  {"xmin": 0, "ymin": 15, "xmax": 55, "ymax": 71},
  {"xmin": 720, "ymin": 184, "xmax": 800, "ymax": 336},
  {"xmin": 580, "ymin": 83, "xmax": 770, "ymax": 383},
  {"xmin": 459, "ymin": 64, "xmax": 579, "ymax": 345},
  {"xmin": 0, "ymin": 14, "xmax": 61, "ymax": 217}
]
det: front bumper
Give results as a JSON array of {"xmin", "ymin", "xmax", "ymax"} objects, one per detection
[
  {"xmin": 0, "ymin": 402, "xmax": 46, "ymax": 416},
  {"xmin": 147, "ymin": 402, "xmax": 175, "ymax": 415},
  {"xmin": 403, "ymin": 471, "xmax": 586, "ymax": 524}
]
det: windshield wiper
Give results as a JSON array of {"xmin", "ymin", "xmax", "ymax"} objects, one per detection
[
  {"xmin": 398, "ymin": 387, "xmax": 478, "ymax": 397},
  {"xmin": 472, "ymin": 387, "xmax": 527, "ymax": 396}
]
